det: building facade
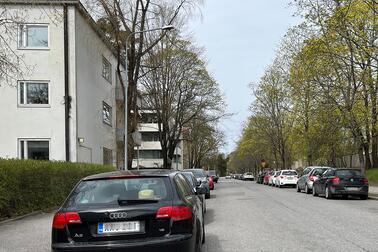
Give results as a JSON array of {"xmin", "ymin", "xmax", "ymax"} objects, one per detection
[
  {"xmin": 132, "ymin": 109, "xmax": 184, "ymax": 170},
  {"xmin": 0, "ymin": 1, "xmax": 122, "ymax": 166}
]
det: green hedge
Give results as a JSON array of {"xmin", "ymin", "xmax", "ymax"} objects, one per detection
[
  {"xmin": 367, "ymin": 169, "xmax": 378, "ymax": 186},
  {"xmin": 0, "ymin": 159, "xmax": 115, "ymax": 220}
]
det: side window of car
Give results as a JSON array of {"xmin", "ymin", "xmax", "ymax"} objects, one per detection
[
  {"xmin": 303, "ymin": 168, "xmax": 311, "ymax": 175},
  {"xmin": 174, "ymin": 175, "xmax": 194, "ymax": 198},
  {"xmin": 324, "ymin": 170, "xmax": 333, "ymax": 177}
]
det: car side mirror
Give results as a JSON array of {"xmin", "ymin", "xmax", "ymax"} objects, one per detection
[
  {"xmin": 197, "ymin": 180, "xmax": 201, "ymax": 187},
  {"xmin": 196, "ymin": 186, "xmax": 206, "ymax": 195}
]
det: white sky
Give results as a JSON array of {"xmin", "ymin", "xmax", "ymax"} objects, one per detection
[{"xmin": 188, "ymin": 0, "xmax": 301, "ymax": 153}]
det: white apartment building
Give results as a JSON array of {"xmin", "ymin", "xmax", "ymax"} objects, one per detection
[
  {"xmin": 132, "ymin": 110, "xmax": 184, "ymax": 170},
  {"xmin": 0, "ymin": 0, "xmax": 122, "ymax": 165}
]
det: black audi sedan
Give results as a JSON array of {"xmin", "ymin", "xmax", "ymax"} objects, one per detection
[
  {"xmin": 51, "ymin": 170, "xmax": 205, "ymax": 252},
  {"xmin": 312, "ymin": 168, "xmax": 369, "ymax": 200}
]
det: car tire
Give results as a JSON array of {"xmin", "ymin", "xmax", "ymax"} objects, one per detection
[
  {"xmin": 325, "ymin": 186, "xmax": 333, "ymax": 199},
  {"xmin": 202, "ymin": 222, "xmax": 206, "ymax": 244},
  {"xmin": 360, "ymin": 195, "xmax": 368, "ymax": 200},
  {"xmin": 296, "ymin": 184, "xmax": 301, "ymax": 192},
  {"xmin": 305, "ymin": 184, "xmax": 310, "ymax": 194},
  {"xmin": 312, "ymin": 186, "xmax": 318, "ymax": 196},
  {"xmin": 205, "ymin": 193, "xmax": 210, "ymax": 199}
]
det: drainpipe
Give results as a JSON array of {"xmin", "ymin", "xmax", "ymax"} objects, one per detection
[{"xmin": 63, "ymin": 5, "xmax": 71, "ymax": 162}]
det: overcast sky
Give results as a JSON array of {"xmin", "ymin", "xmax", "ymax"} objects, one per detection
[{"xmin": 188, "ymin": 0, "xmax": 301, "ymax": 154}]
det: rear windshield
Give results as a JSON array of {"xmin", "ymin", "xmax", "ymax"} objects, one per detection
[
  {"xmin": 335, "ymin": 170, "xmax": 362, "ymax": 177},
  {"xmin": 282, "ymin": 171, "xmax": 298, "ymax": 175},
  {"xmin": 66, "ymin": 177, "xmax": 171, "ymax": 207},
  {"xmin": 245, "ymin": 172, "xmax": 253, "ymax": 175},
  {"xmin": 189, "ymin": 170, "xmax": 206, "ymax": 178},
  {"xmin": 312, "ymin": 168, "xmax": 327, "ymax": 176}
]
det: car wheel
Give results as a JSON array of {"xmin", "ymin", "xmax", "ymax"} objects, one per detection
[
  {"xmin": 312, "ymin": 186, "xmax": 318, "ymax": 196},
  {"xmin": 325, "ymin": 186, "xmax": 333, "ymax": 199},
  {"xmin": 202, "ymin": 221, "xmax": 206, "ymax": 244},
  {"xmin": 360, "ymin": 195, "xmax": 368, "ymax": 200},
  {"xmin": 296, "ymin": 183, "xmax": 301, "ymax": 192},
  {"xmin": 305, "ymin": 184, "xmax": 310, "ymax": 194},
  {"xmin": 205, "ymin": 192, "xmax": 210, "ymax": 199}
]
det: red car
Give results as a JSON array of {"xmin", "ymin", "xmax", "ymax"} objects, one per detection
[
  {"xmin": 208, "ymin": 176, "xmax": 215, "ymax": 190},
  {"xmin": 263, "ymin": 171, "xmax": 273, "ymax": 185}
]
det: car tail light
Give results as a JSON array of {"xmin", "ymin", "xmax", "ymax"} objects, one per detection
[
  {"xmin": 280, "ymin": 176, "xmax": 285, "ymax": 179},
  {"xmin": 331, "ymin": 177, "xmax": 340, "ymax": 184},
  {"xmin": 52, "ymin": 212, "xmax": 82, "ymax": 229},
  {"xmin": 309, "ymin": 176, "xmax": 315, "ymax": 182},
  {"xmin": 363, "ymin": 178, "xmax": 369, "ymax": 185},
  {"xmin": 156, "ymin": 206, "xmax": 192, "ymax": 221}
]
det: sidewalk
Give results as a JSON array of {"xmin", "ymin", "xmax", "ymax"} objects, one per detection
[{"xmin": 369, "ymin": 185, "xmax": 378, "ymax": 199}]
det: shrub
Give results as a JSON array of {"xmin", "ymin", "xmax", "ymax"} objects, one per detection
[
  {"xmin": 366, "ymin": 169, "xmax": 378, "ymax": 186},
  {"xmin": 0, "ymin": 159, "xmax": 115, "ymax": 220}
]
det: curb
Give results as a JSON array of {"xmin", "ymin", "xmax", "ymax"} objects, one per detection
[
  {"xmin": 369, "ymin": 194, "xmax": 378, "ymax": 200},
  {"xmin": 0, "ymin": 206, "xmax": 58, "ymax": 225}
]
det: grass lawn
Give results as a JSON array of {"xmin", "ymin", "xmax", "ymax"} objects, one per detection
[{"xmin": 367, "ymin": 169, "xmax": 378, "ymax": 186}]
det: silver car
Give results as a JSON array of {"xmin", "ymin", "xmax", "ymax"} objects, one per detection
[{"xmin": 296, "ymin": 166, "xmax": 330, "ymax": 194}]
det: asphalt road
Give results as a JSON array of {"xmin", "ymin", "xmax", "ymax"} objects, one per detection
[{"xmin": 1, "ymin": 179, "xmax": 378, "ymax": 252}]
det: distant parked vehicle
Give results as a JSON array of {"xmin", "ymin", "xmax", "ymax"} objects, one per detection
[
  {"xmin": 297, "ymin": 166, "xmax": 330, "ymax": 194},
  {"xmin": 312, "ymin": 168, "xmax": 369, "ymax": 200},
  {"xmin": 269, "ymin": 171, "xmax": 280, "ymax": 186},
  {"xmin": 275, "ymin": 170, "xmax": 298, "ymax": 188},
  {"xmin": 263, "ymin": 171, "xmax": 273, "ymax": 185},
  {"xmin": 243, "ymin": 172, "xmax": 255, "ymax": 181},
  {"xmin": 208, "ymin": 176, "xmax": 215, "ymax": 190},
  {"xmin": 207, "ymin": 170, "xmax": 219, "ymax": 183},
  {"xmin": 186, "ymin": 169, "xmax": 211, "ymax": 199},
  {"xmin": 225, "ymin": 175, "xmax": 232, "ymax": 179}
]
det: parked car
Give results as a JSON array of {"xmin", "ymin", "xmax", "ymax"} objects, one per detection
[
  {"xmin": 225, "ymin": 175, "xmax": 232, "ymax": 179},
  {"xmin": 208, "ymin": 176, "xmax": 215, "ymax": 190},
  {"xmin": 207, "ymin": 170, "xmax": 219, "ymax": 183},
  {"xmin": 186, "ymin": 169, "xmax": 211, "ymax": 199},
  {"xmin": 242, "ymin": 172, "xmax": 255, "ymax": 181},
  {"xmin": 312, "ymin": 168, "xmax": 369, "ymax": 199},
  {"xmin": 275, "ymin": 170, "xmax": 298, "ymax": 187},
  {"xmin": 51, "ymin": 170, "xmax": 205, "ymax": 252},
  {"xmin": 257, "ymin": 172, "xmax": 266, "ymax": 184},
  {"xmin": 181, "ymin": 171, "xmax": 206, "ymax": 214},
  {"xmin": 268, "ymin": 171, "xmax": 280, "ymax": 186},
  {"xmin": 263, "ymin": 171, "xmax": 273, "ymax": 185},
  {"xmin": 297, "ymin": 166, "xmax": 330, "ymax": 194}
]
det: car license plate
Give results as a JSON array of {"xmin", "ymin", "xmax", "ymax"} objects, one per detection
[
  {"xmin": 346, "ymin": 187, "xmax": 360, "ymax": 192},
  {"xmin": 287, "ymin": 177, "xmax": 293, "ymax": 180},
  {"xmin": 98, "ymin": 221, "xmax": 140, "ymax": 234}
]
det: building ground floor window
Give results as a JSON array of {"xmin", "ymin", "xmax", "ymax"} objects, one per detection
[{"xmin": 18, "ymin": 139, "xmax": 50, "ymax": 160}]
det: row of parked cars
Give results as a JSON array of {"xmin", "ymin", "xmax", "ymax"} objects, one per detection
[
  {"xmin": 258, "ymin": 166, "xmax": 369, "ymax": 200},
  {"xmin": 51, "ymin": 168, "xmax": 216, "ymax": 252},
  {"xmin": 226, "ymin": 172, "xmax": 255, "ymax": 181}
]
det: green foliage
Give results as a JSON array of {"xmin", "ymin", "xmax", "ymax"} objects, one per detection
[
  {"xmin": 366, "ymin": 169, "xmax": 378, "ymax": 185},
  {"xmin": 0, "ymin": 159, "xmax": 115, "ymax": 220}
]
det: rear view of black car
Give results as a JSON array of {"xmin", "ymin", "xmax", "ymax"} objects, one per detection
[
  {"xmin": 312, "ymin": 168, "xmax": 369, "ymax": 200},
  {"xmin": 52, "ymin": 170, "xmax": 205, "ymax": 252}
]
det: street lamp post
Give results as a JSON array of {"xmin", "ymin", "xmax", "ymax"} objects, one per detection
[{"xmin": 124, "ymin": 25, "xmax": 174, "ymax": 170}]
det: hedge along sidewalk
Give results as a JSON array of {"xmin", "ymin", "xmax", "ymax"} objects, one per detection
[{"xmin": 0, "ymin": 159, "xmax": 115, "ymax": 221}]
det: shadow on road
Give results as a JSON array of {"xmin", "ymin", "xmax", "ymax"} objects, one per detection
[
  {"xmin": 203, "ymin": 234, "xmax": 226, "ymax": 252},
  {"xmin": 205, "ymin": 209, "xmax": 215, "ymax": 225}
]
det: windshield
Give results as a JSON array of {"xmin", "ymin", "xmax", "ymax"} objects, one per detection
[
  {"xmin": 282, "ymin": 171, "xmax": 298, "ymax": 176},
  {"xmin": 66, "ymin": 178, "xmax": 170, "ymax": 207},
  {"xmin": 335, "ymin": 170, "xmax": 362, "ymax": 177}
]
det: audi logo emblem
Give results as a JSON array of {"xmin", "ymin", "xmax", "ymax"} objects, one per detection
[{"xmin": 109, "ymin": 212, "xmax": 128, "ymax": 219}]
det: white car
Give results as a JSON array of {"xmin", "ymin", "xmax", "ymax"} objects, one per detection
[
  {"xmin": 243, "ymin": 172, "xmax": 254, "ymax": 181},
  {"xmin": 269, "ymin": 171, "xmax": 280, "ymax": 186},
  {"xmin": 275, "ymin": 170, "xmax": 298, "ymax": 187},
  {"xmin": 225, "ymin": 175, "xmax": 232, "ymax": 179}
]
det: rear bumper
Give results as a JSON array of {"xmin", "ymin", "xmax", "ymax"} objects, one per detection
[
  {"xmin": 279, "ymin": 180, "xmax": 297, "ymax": 185},
  {"xmin": 330, "ymin": 185, "xmax": 369, "ymax": 196},
  {"xmin": 52, "ymin": 234, "xmax": 194, "ymax": 252}
]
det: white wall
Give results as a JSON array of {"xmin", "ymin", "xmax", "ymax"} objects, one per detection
[
  {"xmin": 0, "ymin": 5, "xmax": 66, "ymax": 160},
  {"xmin": 74, "ymin": 9, "xmax": 117, "ymax": 165}
]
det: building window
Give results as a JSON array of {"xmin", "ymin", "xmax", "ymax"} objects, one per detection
[
  {"xmin": 18, "ymin": 24, "xmax": 49, "ymax": 49},
  {"xmin": 18, "ymin": 81, "xmax": 49, "ymax": 106},
  {"xmin": 102, "ymin": 101, "xmax": 112, "ymax": 126},
  {"xmin": 19, "ymin": 139, "xmax": 50, "ymax": 160},
  {"xmin": 102, "ymin": 57, "xmax": 112, "ymax": 83},
  {"xmin": 141, "ymin": 132, "xmax": 160, "ymax": 142},
  {"xmin": 140, "ymin": 113, "xmax": 158, "ymax": 123},
  {"xmin": 103, "ymin": 147, "xmax": 113, "ymax": 165},
  {"xmin": 137, "ymin": 150, "xmax": 162, "ymax": 159}
]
